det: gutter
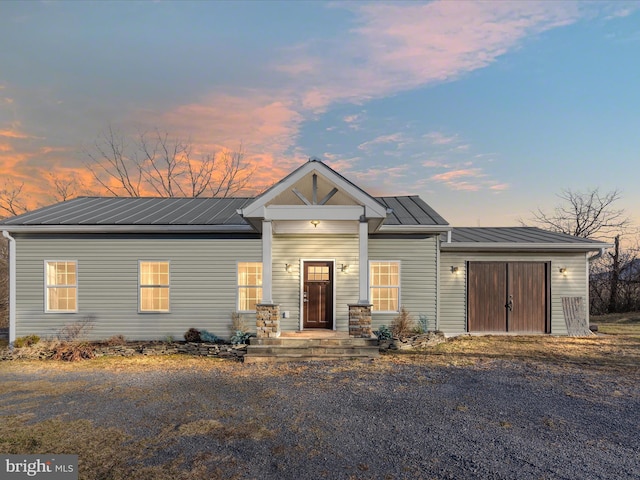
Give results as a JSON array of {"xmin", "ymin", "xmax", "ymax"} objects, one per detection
[
  {"xmin": 0, "ymin": 224, "xmax": 256, "ymax": 234},
  {"xmin": 2, "ymin": 231, "xmax": 16, "ymax": 346},
  {"xmin": 440, "ymin": 242, "xmax": 613, "ymax": 253}
]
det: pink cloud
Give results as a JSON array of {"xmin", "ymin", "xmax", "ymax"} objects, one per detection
[
  {"xmin": 280, "ymin": 1, "xmax": 588, "ymax": 111},
  {"xmin": 134, "ymin": 91, "xmax": 308, "ymax": 193},
  {"xmin": 424, "ymin": 132, "xmax": 458, "ymax": 145},
  {"xmin": 357, "ymin": 133, "xmax": 405, "ymax": 152},
  {"xmin": 431, "ymin": 168, "xmax": 485, "ymax": 182},
  {"xmin": 490, "ymin": 183, "xmax": 510, "ymax": 192}
]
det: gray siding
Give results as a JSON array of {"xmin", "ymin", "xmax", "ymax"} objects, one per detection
[
  {"xmin": 369, "ymin": 236, "xmax": 438, "ymax": 331},
  {"xmin": 272, "ymin": 234, "xmax": 359, "ymax": 331},
  {"xmin": 15, "ymin": 236, "xmax": 261, "ymax": 340},
  {"xmin": 439, "ymin": 250, "xmax": 589, "ymax": 335}
]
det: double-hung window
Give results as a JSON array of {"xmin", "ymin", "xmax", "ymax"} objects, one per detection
[
  {"xmin": 238, "ymin": 262, "xmax": 262, "ymax": 311},
  {"xmin": 370, "ymin": 261, "xmax": 400, "ymax": 312},
  {"xmin": 45, "ymin": 261, "xmax": 78, "ymax": 312},
  {"xmin": 139, "ymin": 261, "xmax": 170, "ymax": 312}
]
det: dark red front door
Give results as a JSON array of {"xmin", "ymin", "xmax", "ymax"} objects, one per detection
[{"xmin": 303, "ymin": 261, "xmax": 333, "ymax": 329}]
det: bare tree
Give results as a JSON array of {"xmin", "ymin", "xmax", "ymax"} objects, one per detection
[
  {"xmin": 524, "ymin": 187, "xmax": 637, "ymax": 314},
  {"xmin": 0, "ymin": 179, "xmax": 28, "ymax": 218},
  {"xmin": 86, "ymin": 127, "xmax": 253, "ymax": 198},
  {"xmin": 86, "ymin": 125, "xmax": 143, "ymax": 197},
  {"xmin": 527, "ymin": 188, "xmax": 630, "ymax": 240},
  {"xmin": 49, "ymin": 172, "xmax": 84, "ymax": 202},
  {"xmin": 590, "ymin": 235, "xmax": 640, "ymax": 314}
]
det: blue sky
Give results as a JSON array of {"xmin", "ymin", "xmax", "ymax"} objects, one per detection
[{"xmin": 1, "ymin": 0, "xmax": 639, "ymax": 228}]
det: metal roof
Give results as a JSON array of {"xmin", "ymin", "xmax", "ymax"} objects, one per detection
[
  {"xmin": 375, "ymin": 196, "xmax": 448, "ymax": 226},
  {"xmin": 442, "ymin": 227, "xmax": 611, "ymax": 251},
  {"xmin": 0, "ymin": 195, "xmax": 449, "ymax": 230},
  {"xmin": 0, "ymin": 197, "xmax": 253, "ymax": 226}
]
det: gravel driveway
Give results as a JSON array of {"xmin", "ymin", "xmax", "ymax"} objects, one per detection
[{"xmin": 1, "ymin": 357, "xmax": 639, "ymax": 479}]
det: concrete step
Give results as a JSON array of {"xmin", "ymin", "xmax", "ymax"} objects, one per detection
[
  {"xmin": 244, "ymin": 337, "xmax": 380, "ymax": 363},
  {"xmin": 244, "ymin": 352, "xmax": 379, "ymax": 364},
  {"xmin": 246, "ymin": 345, "xmax": 380, "ymax": 356},
  {"xmin": 249, "ymin": 337, "xmax": 378, "ymax": 347}
]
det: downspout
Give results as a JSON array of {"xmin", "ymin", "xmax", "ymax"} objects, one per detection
[
  {"xmin": 435, "ymin": 234, "xmax": 441, "ymax": 331},
  {"xmin": 2, "ymin": 230, "xmax": 16, "ymax": 347},
  {"xmin": 588, "ymin": 247, "xmax": 606, "ymax": 262}
]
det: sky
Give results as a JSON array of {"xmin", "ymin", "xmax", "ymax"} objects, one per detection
[{"xmin": 1, "ymin": 0, "xmax": 639, "ymax": 228}]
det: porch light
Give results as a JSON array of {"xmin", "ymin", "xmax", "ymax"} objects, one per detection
[
  {"xmin": 310, "ymin": 220, "xmax": 320, "ymax": 228},
  {"xmin": 285, "ymin": 264, "xmax": 293, "ymax": 273},
  {"xmin": 340, "ymin": 264, "xmax": 350, "ymax": 274},
  {"xmin": 559, "ymin": 267, "xmax": 567, "ymax": 275},
  {"xmin": 451, "ymin": 266, "xmax": 459, "ymax": 274}
]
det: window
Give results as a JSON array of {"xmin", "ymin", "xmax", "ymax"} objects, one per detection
[
  {"xmin": 370, "ymin": 261, "xmax": 400, "ymax": 312},
  {"xmin": 139, "ymin": 261, "xmax": 170, "ymax": 312},
  {"xmin": 238, "ymin": 262, "xmax": 262, "ymax": 311},
  {"xmin": 45, "ymin": 261, "xmax": 78, "ymax": 312}
]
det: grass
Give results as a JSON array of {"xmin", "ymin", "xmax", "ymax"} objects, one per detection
[
  {"xmin": 590, "ymin": 312, "xmax": 640, "ymax": 338},
  {"xmin": 1, "ymin": 315, "xmax": 639, "ymax": 479},
  {"xmin": 0, "ymin": 415, "xmax": 235, "ymax": 480}
]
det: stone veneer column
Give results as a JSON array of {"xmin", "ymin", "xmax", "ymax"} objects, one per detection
[
  {"xmin": 256, "ymin": 303, "xmax": 280, "ymax": 338},
  {"xmin": 348, "ymin": 304, "xmax": 373, "ymax": 338}
]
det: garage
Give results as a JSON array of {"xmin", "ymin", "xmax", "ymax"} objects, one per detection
[{"xmin": 467, "ymin": 261, "xmax": 550, "ymax": 333}]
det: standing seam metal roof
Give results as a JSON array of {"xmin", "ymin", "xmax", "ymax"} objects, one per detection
[
  {"xmin": 0, "ymin": 196, "xmax": 446, "ymax": 227},
  {"xmin": 448, "ymin": 227, "xmax": 607, "ymax": 245}
]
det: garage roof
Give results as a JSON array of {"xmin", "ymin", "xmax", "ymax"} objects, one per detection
[{"xmin": 442, "ymin": 227, "xmax": 611, "ymax": 252}]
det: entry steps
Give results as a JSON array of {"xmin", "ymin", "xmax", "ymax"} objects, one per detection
[{"xmin": 244, "ymin": 336, "xmax": 380, "ymax": 363}]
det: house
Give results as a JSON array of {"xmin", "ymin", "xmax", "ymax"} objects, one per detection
[{"xmin": 0, "ymin": 160, "xmax": 610, "ymax": 346}]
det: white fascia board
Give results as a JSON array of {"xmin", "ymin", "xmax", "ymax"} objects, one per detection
[
  {"xmin": 264, "ymin": 205, "xmax": 364, "ymax": 221},
  {"xmin": 377, "ymin": 225, "xmax": 452, "ymax": 234},
  {"xmin": 440, "ymin": 242, "xmax": 613, "ymax": 252},
  {"xmin": 240, "ymin": 162, "xmax": 387, "ymax": 219},
  {"xmin": 1, "ymin": 224, "xmax": 255, "ymax": 234}
]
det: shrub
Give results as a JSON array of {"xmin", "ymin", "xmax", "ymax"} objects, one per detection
[
  {"xmin": 104, "ymin": 334, "xmax": 126, "ymax": 346},
  {"xmin": 391, "ymin": 306, "xmax": 415, "ymax": 338},
  {"xmin": 56, "ymin": 316, "xmax": 94, "ymax": 342},
  {"xmin": 230, "ymin": 330, "xmax": 254, "ymax": 345},
  {"xmin": 51, "ymin": 342, "xmax": 95, "ymax": 361},
  {"xmin": 184, "ymin": 328, "xmax": 201, "ymax": 343},
  {"xmin": 374, "ymin": 325, "xmax": 392, "ymax": 341},
  {"xmin": 199, "ymin": 329, "xmax": 220, "ymax": 343},
  {"xmin": 13, "ymin": 335, "xmax": 40, "ymax": 348},
  {"xmin": 417, "ymin": 314, "xmax": 429, "ymax": 334}
]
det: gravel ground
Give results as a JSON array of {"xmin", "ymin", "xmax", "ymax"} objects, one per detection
[{"xmin": 1, "ymin": 357, "xmax": 639, "ymax": 479}]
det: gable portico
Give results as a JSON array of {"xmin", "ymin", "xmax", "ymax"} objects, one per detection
[{"xmin": 239, "ymin": 160, "xmax": 391, "ymax": 336}]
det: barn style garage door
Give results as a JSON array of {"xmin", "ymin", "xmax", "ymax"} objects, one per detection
[{"xmin": 467, "ymin": 262, "xmax": 550, "ymax": 333}]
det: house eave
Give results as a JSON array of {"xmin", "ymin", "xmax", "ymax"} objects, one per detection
[
  {"xmin": 377, "ymin": 224, "xmax": 452, "ymax": 234},
  {"xmin": 440, "ymin": 242, "xmax": 613, "ymax": 253},
  {"xmin": 0, "ymin": 224, "xmax": 255, "ymax": 234}
]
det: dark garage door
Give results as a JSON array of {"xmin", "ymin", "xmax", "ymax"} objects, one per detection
[{"xmin": 468, "ymin": 262, "xmax": 549, "ymax": 333}]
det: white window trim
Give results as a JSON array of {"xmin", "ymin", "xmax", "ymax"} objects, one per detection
[
  {"xmin": 369, "ymin": 260, "xmax": 401, "ymax": 313},
  {"xmin": 138, "ymin": 260, "xmax": 171, "ymax": 313},
  {"xmin": 44, "ymin": 260, "xmax": 78, "ymax": 313},
  {"xmin": 237, "ymin": 261, "xmax": 263, "ymax": 313}
]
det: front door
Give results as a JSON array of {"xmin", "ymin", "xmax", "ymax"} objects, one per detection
[
  {"xmin": 303, "ymin": 261, "xmax": 333, "ymax": 329},
  {"xmin": 468, "ymin": 262, "xmax": 549, "ymax": 333}
]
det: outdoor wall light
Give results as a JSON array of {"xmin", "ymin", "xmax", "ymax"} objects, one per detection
[
  {"xmin": 285, "ymin": 264, "xmax": 293, "ymax": 273},
  {"xmin": 451, "ymin": 266, "xmax": 459, "ymax": 274},
  {"xmin": 340, "ymin": 264, "xmax": 350, "ymax": 274},
  {"xmin": 559, "ymin": 267, "xmax": 567, "ymax": 275},
  {"xmin": 310, "ymin": 220, "xmax": 321, "ymax": 228}
]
